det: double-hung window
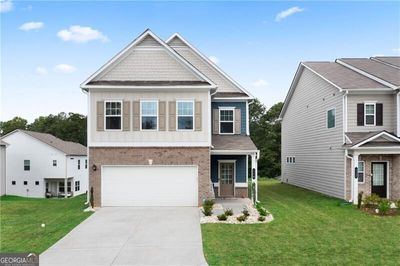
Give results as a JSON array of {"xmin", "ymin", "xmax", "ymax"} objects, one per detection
[
  {"xmin": 141, "ymin": 100, "xmax": 158, "ymax": 130},
  {"xmin": 365, "ymin": 103, "xmax": 375, "ymax": 126},
  {"xmin": 105, "ymin": 101, "xmax": 122, "ymax": 130},
  {"xmin": 75, "ymin": 181, "xmax": 80, "ymax": 191},
  {"xmin": 177, "ymin": 101, "xmax": 194, "ymax": 130},
  {"xmin": 358, "ymin": 161, "xmax": 364, "ymax": 183},
  {"xmin": 219, "ymin": 109, "xmax": 234, "ymax": 134},
  {"xmin": 327, "ymin": 109, "xmax": 336, "ymax": 129},
  {"xmin": 24, "ymin": 160, "xmax": 30, "ymax": 171}
]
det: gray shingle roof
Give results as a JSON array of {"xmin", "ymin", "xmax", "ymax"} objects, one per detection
[
  {"xmin": 303, "ymin": 62, "xmax": 388, "ymax": 89},
  {"xmin": 20, "ymin": 130, "xmax": 86, "ymax": 156},
  {"xmin": 345, "ymin": 131, "xmax": 399, "ymax": 147},
  {"xmin": 87, "ymin": 80, "xmax": 211, "ymax": 86},
  {"xmin": 0, "ymin": 140, "xmax": 8, "ymax": 146},
  {"xmin": 372, "ymin": 56, "xmax": 400, "ymax": 68},
  {"xmin": 338, "ymin": 58, "xmax": 400, "ymax": 86},
  {"xmin": 213, "ymin": 92, "xmax": 250, "ymax": 98},
  {"xmin": 212, "ymin": 135, "xmax": 258, "ymax": 151}
]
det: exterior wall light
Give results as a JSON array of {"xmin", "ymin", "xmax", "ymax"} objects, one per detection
[{"xmin": 92, "ymin": 164, "xmax": 97, "ymax": 171}]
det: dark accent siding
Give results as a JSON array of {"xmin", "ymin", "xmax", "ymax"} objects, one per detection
[
  {"xmin": 211, "ymin": 102, "xmax": 247, "ymax": 135},
  {"xmin": 357, "ymin": 103, "xmax": 364, "ymax": 126},
  {"xmin": 211, "ymin": 155, "xmax": 247, "ymax": 183}
]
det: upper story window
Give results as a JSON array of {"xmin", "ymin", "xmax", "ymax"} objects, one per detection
[
  {"xmin": 220, "ymin": 109, "xmax": 234, "ymax": 134},
  {"xmin": 85, "ymin": 159, "xmax": 88, "ymax": 169},
  {"xmin": 365, "ymin": 103, "xmax": 375, "ymax": 126},
  {"xmin": 105, "ymin": 101, "xmax": 122, "ymax": 130},
  {"xmin": 78, "ymin": 160, "xmax": 81, "ymax": 170},
  {"xmin": 53, "ymin": 160, "xmax": 57, "ymax": 166},
  {"xmin": 327, "ymin": 109, "xmax": 336, "ymax": 129},
  {"xmin": 24, "ymin": 160, "xmax": 30, "ymax": 171},
  {"xmin": 141, "ymin": 100, "xmax": 158, "ymax": 130},
  {"xmin": 358, "ymin": 161, "xmax": 364, "ymax": 183},
  {"xmin": 177, "ymin": 101, "xmax": 194, "ymax": 130}
]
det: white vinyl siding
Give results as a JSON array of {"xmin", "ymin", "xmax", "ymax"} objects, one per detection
[
  {"xmin": 281, "ymin": 68, "xmax": 345, "ymax": 199},
  {"xmin": 347, "ymin": 94, "xmax": 396, "ymax": 132}
]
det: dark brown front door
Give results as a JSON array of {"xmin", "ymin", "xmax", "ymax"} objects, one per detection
[
  {"xmin": 371, "ymin": 162, "xmax": 387, "ymax": 198},
  {"xmin": 219, "ymin": 162, "xmax": 234, "ymax": 197}
]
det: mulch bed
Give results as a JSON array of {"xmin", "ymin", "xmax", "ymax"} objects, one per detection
[{"xmin": 360, "ymin": 207, "xmax": 400, "ymax": 216}]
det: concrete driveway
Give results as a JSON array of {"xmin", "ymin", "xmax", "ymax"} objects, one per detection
[{"xmin": 40, "ymin": 207, "xmax": 207, "ymax": 266}]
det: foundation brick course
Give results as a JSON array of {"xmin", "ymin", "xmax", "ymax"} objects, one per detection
[{"xmin": 89, "ymin": 147, "xmax": 213, "ymax": 207}]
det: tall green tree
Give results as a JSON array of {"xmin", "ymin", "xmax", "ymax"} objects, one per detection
[
  {"xmin": 0, "ymin": 117, "xmax": 28, "ymax": 135},
  {"xmin": 250, "ymin": 100, "xmax": 283, "ymax": 178}
]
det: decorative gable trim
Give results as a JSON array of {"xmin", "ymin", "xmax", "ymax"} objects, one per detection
[
  {"xmin": 351, "ymin": 131, "xmax": 400, "ymax": 149},
  {"xmin": 81, "ymin": 29, "xmax": 216, "ymax": 90},
  {"xmin": 166, "ymin": 33, "xmax": 254, "ymax": 99}
]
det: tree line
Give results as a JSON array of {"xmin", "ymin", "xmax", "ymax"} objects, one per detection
[{"xmin": 0, "ymin": 100, "xmax": 282, "ymax": 178}]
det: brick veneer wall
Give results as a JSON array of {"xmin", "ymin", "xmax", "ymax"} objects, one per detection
[{"xmin": 89, "ymin": 147, "xmax": 213, "ymax": 207}]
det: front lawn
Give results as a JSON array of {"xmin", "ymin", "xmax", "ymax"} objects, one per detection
[
  {"xmin": 0, "ymin": 194, "xmax": 91, "ymax": 254},
  {"xmin": 202, "ymin": 179, "xmax": 400, "ymax": 265}
]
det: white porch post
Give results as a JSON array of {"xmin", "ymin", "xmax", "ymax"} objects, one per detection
[
  {"xmin": 251, "ymin": 153, "xmax": 258, "ymax": 203},
  {"xmin": 352, "ymin": 153, "xmax": 359, "ymax": 205},
  {"xmin": 64, "ymin": 178, "xmax": 68, "ymax": 198}
]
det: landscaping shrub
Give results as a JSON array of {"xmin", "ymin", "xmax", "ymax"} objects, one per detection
[
  {"xmin": 202, "ymin": 205, "xmax": 213, "ymax": 216},
  {"xmin": 363, "ymin": 193, "xmax": 380, "ymax": 208},
  {"xmin": 242, "ymin": 208, "xmax": 250, "ymax": 217},
  {"xmin": 217, "ymin": 213, "xmax": 227, "ymax": 221},
  {"xmin": 224, "ymin": 208, "xmax": 233, "ymax": 216},
  {"xmin": 258, "ymin": 216, "xmax": 266, "ymax": 222},
  {"xmin": 203, "ymin": 199, "xmax": 214, "ymax": 208},
  {"xmin": 237, "ymin": 215, "xmax": 247, "ymax": 222},
  {"xmin": 378, "ymin": 199, "xmax": 391, "ymax": 215},
  {"xmin": 357, "ymin": 192, "xmax": 363, "ymax": 209},
  {"xmin": 397, "ymin": 199, "xmax": 400, "ymax": 209}
]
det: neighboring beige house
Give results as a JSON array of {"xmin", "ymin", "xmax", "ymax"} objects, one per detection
[
  {"xmin": 81, "ymin": 29, "xmax": 259, "ymax": 207},
  {"xmin": 280, "ymin": 57, "xmax": 400, "ymax": 204},
  {"xmin": 0, "ymin": 140, "xmax": 7, "ymax": 196}
]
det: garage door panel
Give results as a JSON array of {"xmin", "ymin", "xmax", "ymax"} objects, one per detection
[{"xmin": 102, "ymin": 166, "xmax": 198, "ymax": 207}]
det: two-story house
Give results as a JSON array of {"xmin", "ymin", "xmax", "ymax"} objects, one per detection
[
  {"xmin": 280, "ymin": 57, "xmax": 400, "ymax": 204},
  {"xmin": 1, "ymin": 130, "xmax": 88, "ymax": 198},
  {"xmin": 81, "ymin": 29, "xmax": 259, "ymax": 207}
]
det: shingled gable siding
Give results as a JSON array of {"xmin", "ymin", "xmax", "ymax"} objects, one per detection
[
  {"xmin": 211, "ymin": 155, "xmax": 247, "ymax": 183},
  {"xmin": 347, "ymin": 94, "xmax": 396, "ymax": 132},
  {"xmin": 281, "ymin": 68, "xmax": 345, "ymax": 199},
  {"xmin": 211, "ymin": 102, "xmax": 247, "ymax": 135}
]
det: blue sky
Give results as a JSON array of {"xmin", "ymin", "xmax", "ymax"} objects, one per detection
[{"xmin": 1, "ymin": 1, "xmax": 399, "ymax": 122}]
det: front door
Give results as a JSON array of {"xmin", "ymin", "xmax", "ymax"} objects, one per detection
[
  {"xmin": 219, "ymin": 162, "xmax": 234, "ymax": 197},
  {"xmin": 371, "ymin": 162, "xmax": 387, "ymax": 198}
]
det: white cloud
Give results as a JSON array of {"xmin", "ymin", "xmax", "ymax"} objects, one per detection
[
  {"xmin": 54, "ymin": 64, "xmax": 77, "ymax": 73},
  {"xmin": 19, "ymin": 21, "xmax": 44, "ymax": 31},
  {"xmin": 252, "ymin": 79, "xmax": 269, "ymax": 87},
  {"xmin": 209, "ymin": 56, "xmax": 220, "ymax": 65},
  {"xmin": 0, "ymin": 0, "xmax": 13, "ymax": 13},
  {"xmin": 275, "ymin": 6, "xmax": 305, "ymax": 22},
  {"xmin": 57, "ymin": 25, "xmax": 109, "ymax": 43},
  {"xmin": 35, "ymin": 66, "xmax": 48, "ymax": 75}
]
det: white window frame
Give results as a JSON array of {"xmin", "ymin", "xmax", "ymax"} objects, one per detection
[
  {"xmin": 364, "ymin": 102, "xmax": 376, "ymax": 126},
  {"xmin": 104, "ymin": 100, "xmax": 123, "ymax": 131},
  {"xmin": 140, "ymin": 100, "xmax": 159, "ymax": 131},
  {"xmin": 176, "ymin": 100, "xmax": 195, "ymax": 131},
  {"xmin": 75, "ymin": 181, "xmax": 80, "ymax": 191},
  {"xmin": 358, "ymin": 161, "xmax": 365, "ymax": 184},
  {"xmin": 219, "ymin": 107, "xmax": 235, "ymax": 135},
  {"xmin": 24, "ymin": 160, "xmax": 30, "ymax": 171},
  {"xmin": 327, "ymin": 108, "xmax": 336, "ymax": 129},
  {"xmin": 52, "ymin": 160, "xmax": 57, "ymax": 167}
]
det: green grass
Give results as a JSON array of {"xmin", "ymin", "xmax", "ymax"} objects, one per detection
[
  {"xmin": 202, "ymin": 179, "xmax": 400, "ymax": 265},
  {"xmin": 0, "ymin": 194, "xmax": 92, "ymax": 254}
]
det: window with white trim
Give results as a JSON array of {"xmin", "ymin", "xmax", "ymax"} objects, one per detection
[
  {"xmin": 327, "ymin": 109, "xmax": 336, "ymax": 129},
  {"xmin": 75, "ymin": 181, "xmax": 80, "ymax": 191},
  {"xmin": 286, "ymin": 157, "xmax": 296, "ymax": 164},
  {"xmin": 141, "ymin": 101, "xmax": 158, "ymax": 130},
  {"xmin": 24, "ymin": 160, "xmax": 30, "ymax": 171},
  {"xmin": 220, "ymin": 109, "xmax": 234, "ymax": 134},
  {"xmin": 53, "ymin": 160, "xmax": 57, "ymax": 166},
  {"xmin": 177, "ymin": 101, "xmax": 194, "ymax": 130},
  {"xmin": 358, "ymin": 161, "xmax": 364, "ymax": 183},
  {"xmin": 85, "ymin": 159, "xmax": 88, "ymax": 169},
  {"xmin": 78, "ymin": 160, "xmax": 81, "ymax": 170},
  {"xmin": 105, "ymin": 101, "xmax": 122, "ymax": 130},
  {"xmin": 365, "ymin": 103, "xmax": 375, "ymax": 126}
]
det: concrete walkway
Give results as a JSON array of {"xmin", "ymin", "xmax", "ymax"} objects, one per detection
[{"xmin": 40, "ymin": 207, "xmax": 208, "ymax": 266}]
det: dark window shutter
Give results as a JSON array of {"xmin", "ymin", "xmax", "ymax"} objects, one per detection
[
  {"xmin": 357, "ymin": 104, "xmax": 364, "ymax": 126},
  {"xmin": 376, "ymin": 103, "xmax": 383, "ymax": 126}
]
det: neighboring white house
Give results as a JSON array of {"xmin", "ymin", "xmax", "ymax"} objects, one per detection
[
  {"xmin": 1, "ymin": 130, "xmax": 88, "ymax": 198},
  {"xmin": 0, "ymin": 140, "xmax": 7, "ymax": 196}
]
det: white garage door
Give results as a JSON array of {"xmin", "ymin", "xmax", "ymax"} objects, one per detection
[{"xmin": 101, "ymin": 165, "xmax": 198, "ymax": 207}]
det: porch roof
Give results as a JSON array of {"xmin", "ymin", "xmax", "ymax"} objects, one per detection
[
  {"xmin": 212, "ymin": 135, "xmax": 258, "ymax": 152},
  {"xmin": 345, "ymin": 131, "xmax": 400, "ymax": 149}
]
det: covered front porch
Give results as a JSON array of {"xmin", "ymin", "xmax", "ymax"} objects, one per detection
[
  {"xmin": 45, "ymin": 177, "xmax": 74, "ymax": 198},
  {"xmin": 345, "ymin": 131, "xmax": 400, "ymax": 204},
  {"xmin": 211, "ymin": 135, "xmax": 260, "ymax": 202}
]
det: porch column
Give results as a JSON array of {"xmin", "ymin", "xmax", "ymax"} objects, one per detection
[
  {"xmin": 352, "ymin": 153, "xmax": 359, "ymax": 205},
  {"xmin": 64, "ymin": 178, "xmax": 68, "ymax": 198},
  {"xmin": 251, "ymin": 153, "xmax": 258, "ymax": 203}
]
